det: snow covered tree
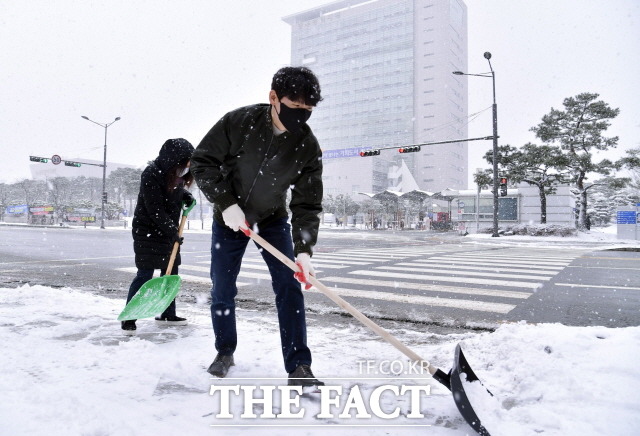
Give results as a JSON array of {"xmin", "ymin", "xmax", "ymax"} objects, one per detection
[
  {"xmin": 616, "ymin": 146, "xmax": 640, "ymax": 172},
  {"xmin": 616, "ymin": 146, "xmax": 640, "ymax": 195},
  {"xmin": 47, "ymin": 177, "xmax": 74, "ymax": 224},
  {"xmin": 107, "ymin": 167, "xmax": 142, "ymax": 212},
  {"xmin": 486, "ymin": 143, "xmax": 570, "ymax": 224},
  {"xmin": 587, "ymin": 176, "xmax": 633, "ymax": 226},
  {"xmin": 322, "ymin": 194, "xmax": 360, "ymax": 226},
  {"xmin": 531, "ymin": 92, "xmax": 619, "ymax": 230},
  {"xmin": 0, "ymin": 183, "xmax": 9, "ymax": 221},
  {"xmin": 473, "ymin": 168, "xmax": 492, "ymax": 190}
]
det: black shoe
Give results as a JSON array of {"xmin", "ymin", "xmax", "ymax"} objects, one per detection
[
  {"xmin": 121, "ymin": 320, "xmax": 136, "ymax": 335},
  {"xmin": 288, "ymin": 364, "xmax": 325, "ymax": 387},
  {"xmin": 207, "ymin": 354, "xmax": 234, "ymax": 377},
  {"xmin": 154, "ymin": 315, "xmax": 188, "ymax": 326}
]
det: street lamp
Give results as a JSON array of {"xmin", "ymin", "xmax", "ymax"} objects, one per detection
[
  {"xmin": 81, "ymin": 115, "xmax": 121, "ymax": 229},
  {"xmin": 453, "ymin": 52, "xmax": 499, "ymax": 237}
]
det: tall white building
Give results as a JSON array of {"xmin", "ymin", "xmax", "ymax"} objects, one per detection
[{"xmin": 284, "ymin": 0, "xmax": 468, "ymax": 196}]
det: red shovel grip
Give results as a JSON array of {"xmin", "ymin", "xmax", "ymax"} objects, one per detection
[
  {"xmin": 240, "ymin": 221, "xmax": 251, "ymax": 237},
  {"xmin": 294, "ymin": 261, "xmax": 313, "ymax": 290}
]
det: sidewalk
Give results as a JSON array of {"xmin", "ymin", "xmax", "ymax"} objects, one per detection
[{"xmin": 1, "ymin": 283, "xmax": 639, "ymax": 435}]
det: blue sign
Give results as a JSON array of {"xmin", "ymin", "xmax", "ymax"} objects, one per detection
[
  {"xmin": 616, "ymin": 211, "xmax": 637, "ymax": 224},
  {"xmin": 323, "ymin": 147, "xmax": 370, "ymax": 159},
  {"xmin": 6, "ymin": 205, "xmax": 28, "ymax": 215}
]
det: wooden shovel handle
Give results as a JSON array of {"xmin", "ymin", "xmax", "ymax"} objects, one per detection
[
  {"xmin": 165, "ymin": 213, "xmax": 188, "ymax": 276},
  {"xmin": 243, "ymin": 226, "xmax": 437, "ymax": 376}
]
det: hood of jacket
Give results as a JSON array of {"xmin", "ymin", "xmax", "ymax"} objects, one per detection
[{"xmin": 154, "ymin": 138, "xmax": 195, "ymax": 172}]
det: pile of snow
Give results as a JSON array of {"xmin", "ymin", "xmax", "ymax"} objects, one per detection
[
  {"xmin": 501, "ymin": 223, "xmax": 577, "ymax": 237},
  {"xmin": 1, "ymin": 284, "xmax": 638, "ymax": 435}
]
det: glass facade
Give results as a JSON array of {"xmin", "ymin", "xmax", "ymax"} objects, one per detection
[
  {"xmin": 284, "ymin": 0, "xmax": 468, "ymax": 195},
  {"xmin": 459, "ymin": 196, "xmax": 519, "ymax": 221}
]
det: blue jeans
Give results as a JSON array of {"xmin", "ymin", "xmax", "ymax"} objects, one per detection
[
  {"xmin": 210, "ymin": 217, "xmax": 311, "ymax": 373},
  {"xmin": 127, "ymin": 264, "xmax": 179, "ymax": 319}
]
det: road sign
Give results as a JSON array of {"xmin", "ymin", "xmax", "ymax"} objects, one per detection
[
  {"xmin": 51, "ymin": 155, "xmax": 62, "ymax": 165},
  {"xmin": 459, "ymin": 202, "xmax": 465, "ymax": 208},
  {"xmin": 616, "ymin": 210, "xmax": 636, "ymax": 224}
]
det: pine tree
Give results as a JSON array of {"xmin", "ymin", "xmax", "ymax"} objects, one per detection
[
  {"xmin": 531, "ymin": 93, "xmax": 619, "ymax": 230},
  {"xmin": 486, "ymin": 143, "xmax": 569, "ymax": 224}
]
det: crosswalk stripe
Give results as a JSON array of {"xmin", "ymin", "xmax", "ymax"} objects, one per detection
[
  {"xmin": 414, "ymin": 259, "xmax": 564, "ymax": 270},
  {"xmin": 172, "ymin": 273, "xmax": 216, "ymax": 285},
  {"xmin": 375, "ymin": 265, "xmax": 552, "ymax": 281},
  {"xmin": 304, "ymin": 257, "xmax": 374, "ymax": 265},
  {"xmin": 114, "ymin": 267, "xmax": 250, "ymax": 287},
  {"xmin": 314, "ymin": 253, "xmax": 418, "ymax": 260},
  {"xmin": 180, "ymin": 265, "xmax": 211, "ymax": 273},
  {"xmin": 240, "ymin": 264, "xmax": 269, "ymax": 271},
  {"xmin": 566, "ymin": 265, "xmax": 640, "ymax": 271},
  {"xmin": 439, "ymin": 253, "xmax": 575, "ymax": 262},
  {"xmin": 237, "ymin": 271, "xmax": 273, "ymax": 281},
  {"xmin": 428, "ymin": 256, "xmax": 570, "ymax": 267},
  {"xmin": 237, "ymin": 258, "xmax": 348, "ymax": 269},
  {"xmin": 449, "ymin": 254, "xmax": 574, "ymax": 264},
  {"xmin": 306, "ymin": 286, "xmax": 516, "ymax": 313},
  {"xmin": 318, "ymin": 276, "xmax": 531, "ymax": 299},
  {"xmin": 436, "ymin": 252, "xmax": 575, "ymax": 260},
  {"xmin": 181, "ymin": 264, "xmax": 273, "ymax": 281},
  {"xmin": 348, "ymin": 270, "xmax": 542, "ymax": 289},
  {"xmin": 395, "ymin": 262, "xmax": 560, "ymax": 275},
  {"xmin": 555, "ymin": 283, "xmax": 640, "ymax": 291},
  {"xmin": 300, "ymin": 262, "xmax": 347, "ymax": 269}
]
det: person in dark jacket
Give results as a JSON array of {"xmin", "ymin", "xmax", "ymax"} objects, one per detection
[
  {"xmin": 121, "ymin": 138, "xmax": 195, "ymax": 334},
  {"xmin": 191, "ymin": 66, "xmax": 324, "ymax": 386}
]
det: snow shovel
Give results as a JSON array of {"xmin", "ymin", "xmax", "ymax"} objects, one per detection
[
  {"xmin": 117, "ymin": 200, "xmax": 196, "ymax": 321},
  {"xmin": 241, "ymin": 225, "xmax": 493, "ymax": 436}
]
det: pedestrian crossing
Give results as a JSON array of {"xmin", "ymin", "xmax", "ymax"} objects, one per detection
[
  {"xmin": 116, "ymin": 245, "xmax": 592, "ymax": 317},
  {"xmin": 312, "ymin": 246, "xmax": 589, "ymax": 315}
]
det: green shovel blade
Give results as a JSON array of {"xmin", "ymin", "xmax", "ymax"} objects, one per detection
[{"xmin": 117, "ymin": 275, "xmax": 182, "ymax": 321}]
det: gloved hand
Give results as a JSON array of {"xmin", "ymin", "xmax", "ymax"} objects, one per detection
[
  {"xmin": 294, "ymin": 252, "xmax": 315, "ymax": 290},
  {"xmin": 222, "ymin": 204, "xmax": 248, "ymax": 232},
  {"xmin": 171, "ymin": 232, "xmax": 184, "ymax": 246},
  {"xmin": 183, "ymin": 190, "xmax": 195, "ymax": 208}
]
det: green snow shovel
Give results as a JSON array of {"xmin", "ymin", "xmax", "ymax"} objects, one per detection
[
  {"xmin": 117, "ymin": 199, "xmax": 196, "ymax": 321},
  {"xmin": 241, "ymin": 225, "xmax": 494, "ymax": 436}
]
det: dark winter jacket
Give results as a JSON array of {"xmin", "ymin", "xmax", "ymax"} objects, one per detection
[
  {"xmin": 191, "ymin": 104, "xmax": 323, "ymax": 256},
  {"xmin": 132, "ymin": 138, "xmax": 195, "ymax": 270}
]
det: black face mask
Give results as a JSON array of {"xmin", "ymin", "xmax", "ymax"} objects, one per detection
[{"xmin": 276, "ymin": 100, "xmax": 312, "ymax": 134}]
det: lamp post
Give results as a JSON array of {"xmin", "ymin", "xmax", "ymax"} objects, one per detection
[
  {"xmin": 453, "ymin": 52, "xmax": 499, "ymax": 237},
  {"xmin": 81, "ymin": 115, "xmax": 121, "ymax": 229}
]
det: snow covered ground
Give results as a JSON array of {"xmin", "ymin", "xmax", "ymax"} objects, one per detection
[{"xmin": 2, "ymin": 279, "xmax": 639, "ymax": 435}]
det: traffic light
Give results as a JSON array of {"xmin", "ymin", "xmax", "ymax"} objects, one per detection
[
  {"xmin": 29, "ymin": 156, "xmax": 49, "ymax": 163},
  {"xmin": 102, "ymin": 192, "xmax": 108, "ymax": 203},
  {"xmin": 499, "ymin": 176, "xmax": 508, "ymax": 196},
  {"xmin": 398, "ymin": 145, "xmax": 421, "ymax": 153},
  {"xmin": 359, "ymin": 149, "xmax": 381, "ymax": 157},
  {"xmin": 64, "ymin": 161, "xmax": 82, "ymax": 167}
]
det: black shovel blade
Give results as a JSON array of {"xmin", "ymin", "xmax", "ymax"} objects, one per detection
[{"xmin": 450, "ymin": 344, "xmax": 493, "ymax": 436}]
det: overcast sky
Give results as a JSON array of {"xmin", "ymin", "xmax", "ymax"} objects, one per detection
[{"xmin": 1, "ymin": 0, "xmax": 638, "ymax": 187}]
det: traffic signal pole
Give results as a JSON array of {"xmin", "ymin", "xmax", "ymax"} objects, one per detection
[
  {"xmin": 81, "ymin": 116, "xmax": 120, "ymax": 229},
  {"xmin": 101, "ymin": 123, "xmax": 108, "ymax": 229},
  {"xmin": 358, "ymin": 135, "xmax": 496, "ymax": 157}
]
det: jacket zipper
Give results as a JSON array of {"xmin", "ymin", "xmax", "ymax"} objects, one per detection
[{"xmin": 243, "ymin": 132, "xmax": 275, "ymax": 209}]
